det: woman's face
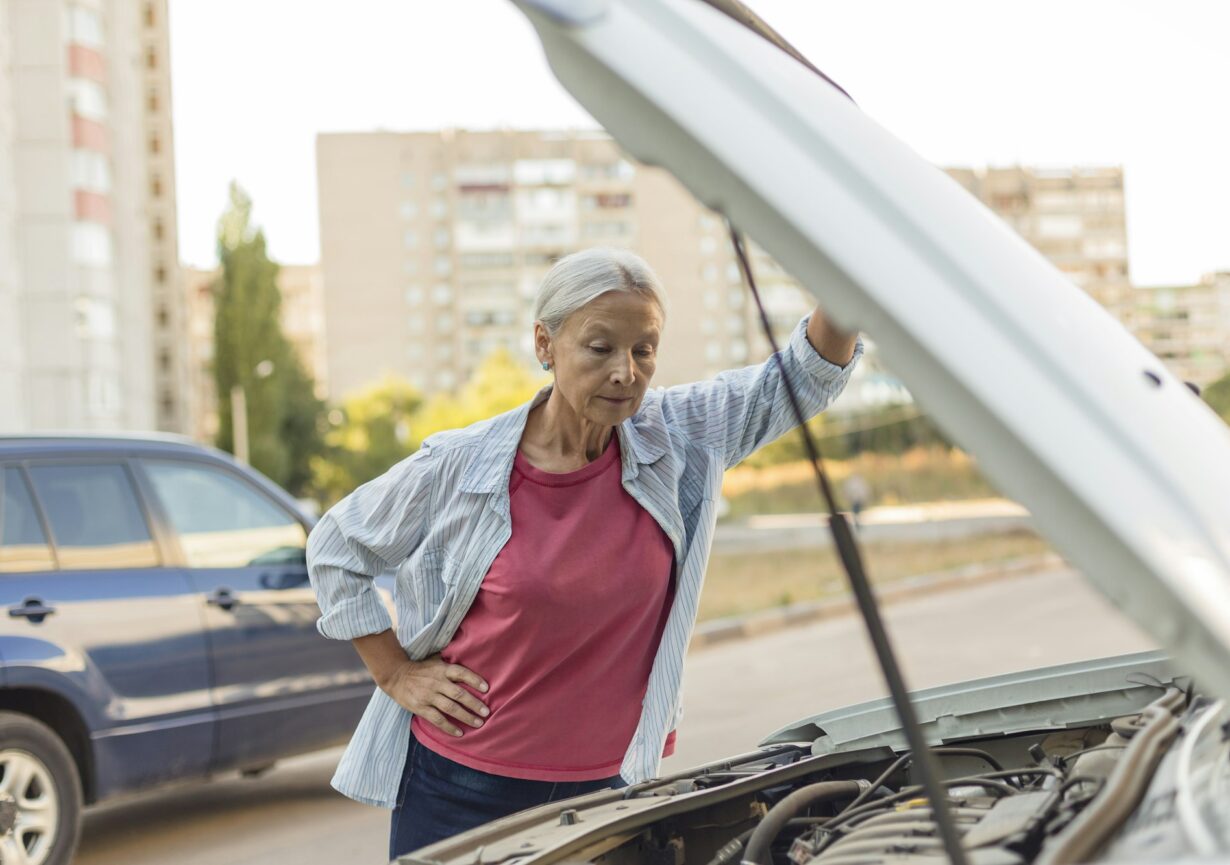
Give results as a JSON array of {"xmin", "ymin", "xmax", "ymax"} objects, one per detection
[{"xmin": 537, "ymin": 290, "xmax": 664, "ymax": 427}]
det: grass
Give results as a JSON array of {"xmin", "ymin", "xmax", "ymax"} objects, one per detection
[
  {"xmin": 697, "ymin": 530, "xmax": 1054, "ymax": 622},
  {"xmin": 722, "ymin": 447, "xmax": 1000, "ymax": 519}
]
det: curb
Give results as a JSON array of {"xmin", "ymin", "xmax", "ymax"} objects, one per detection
[{"xmin": 687, "ymin": 552, "xmax": 1066, "ymax": 653}]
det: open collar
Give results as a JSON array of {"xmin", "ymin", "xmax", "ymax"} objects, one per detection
[{"xmin": 457, "ymin": 385, "xmax": 669, "ymax": 495}]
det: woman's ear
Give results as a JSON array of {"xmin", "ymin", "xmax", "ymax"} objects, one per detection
[{"xmin": 533, "ymin": 321, "xmax": 552, "ymax": 366}]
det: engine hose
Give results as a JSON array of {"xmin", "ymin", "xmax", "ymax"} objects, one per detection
[
  {"xmin": 704, "ymin": 817, "xmax": 829, "ymax": 865},
  {"xmin": 740, "ymin": 781, "xmax": 865, "ymax": 865},
  {"xmin": 1036, "ymin": 688, "xmax": 1184, "ymax": 865}
]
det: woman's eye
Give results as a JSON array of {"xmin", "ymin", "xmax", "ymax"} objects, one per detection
[{"xmin": 590, "ymin": 345, "xmax": 611, "ymax": 354}]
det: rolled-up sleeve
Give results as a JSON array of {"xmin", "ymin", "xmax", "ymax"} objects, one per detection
[
  {"xmin": 306, "ymin": 446, "xmax": 436, "ymax": 640},
  {"xmin": 661, "ymin": 315, "xmax": 864, "ymax": 469}
]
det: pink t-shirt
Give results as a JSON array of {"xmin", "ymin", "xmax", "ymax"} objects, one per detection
[{"xmin": 412, "ymin": 433, "xmax": 678, "ymax": 780}]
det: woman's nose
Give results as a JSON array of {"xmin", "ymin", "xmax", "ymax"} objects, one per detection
[{"xmin": 610, "ymin": 351, "xmax": 635, "ymax": 385}]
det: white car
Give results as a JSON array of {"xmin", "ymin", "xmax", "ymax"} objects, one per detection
[{"xmin": 395, "ymin": 1, "xmax": 1230, "ymax": 862}]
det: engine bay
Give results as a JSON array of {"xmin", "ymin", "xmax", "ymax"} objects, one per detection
[{"xmin": 567, "ymin": 688, "xmax": 1230, "ymax": 865}]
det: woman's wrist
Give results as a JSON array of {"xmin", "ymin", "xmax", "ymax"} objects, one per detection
[{"xmin": 352, "ymin": 629, "xmax": 414, "ymax": 691}]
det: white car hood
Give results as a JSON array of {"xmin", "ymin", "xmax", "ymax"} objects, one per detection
[{"xmin": 512, "ymin": 0, "xmax": 1230, "ymax": 696}]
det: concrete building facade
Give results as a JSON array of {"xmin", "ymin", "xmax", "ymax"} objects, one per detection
[
  {"xmin": 316, "ymin": 131, "xmax": 1141, "ymax": 414},
  {"xmin": 316, "ymin": 129, "xmax": 764, "ymax": 400},
  {"xmin": 0, "ymin": 0, "xmax": 185, "ymax": 433},
  {"xmin": 945, "ymin": 165, "xmax": 1132, "ymax": 319},
  {"xmin": 1132, "ymin": 272, "xmax": 1230, "ymax": 388}
]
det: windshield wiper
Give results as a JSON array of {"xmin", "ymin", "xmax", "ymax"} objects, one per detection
[{"xmin": 730, "ymin": 226, "xmax": 971, "ymax": 865}]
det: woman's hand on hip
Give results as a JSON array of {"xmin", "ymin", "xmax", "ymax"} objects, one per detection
[{"xmin": 385, "ymin": 653, "xmax": 491, "ymax": 738}]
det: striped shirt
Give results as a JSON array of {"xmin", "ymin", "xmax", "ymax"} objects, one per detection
[{"xmin": 306, "ymin": 315, "xmax": 862, "ymax": 807}]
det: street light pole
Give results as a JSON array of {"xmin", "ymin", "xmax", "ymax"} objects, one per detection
[
  {"xmin": 231, "ymin": 384, "xmax": 249, "ymax": 464},
  {"xmin": 231, "ymin": 359, "xmax": 275, "ymax": 465}
]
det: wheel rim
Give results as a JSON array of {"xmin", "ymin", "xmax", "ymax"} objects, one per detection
[{"xmin": 0, "ymin": 749, "xmax": 59, "ymax": 865}]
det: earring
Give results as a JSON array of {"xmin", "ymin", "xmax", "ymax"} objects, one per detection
[{"xmin": 542, "ymin": 361, "xmax": 550, "ymax": 370}]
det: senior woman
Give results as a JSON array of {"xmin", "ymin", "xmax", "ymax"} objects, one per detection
[{"xmin": 306, "ymin": 246, "xmax": 862, "ymax": 856}]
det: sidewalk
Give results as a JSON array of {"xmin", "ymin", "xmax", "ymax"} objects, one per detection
[{"xmin": 714, "ymin": 497, "xmax": 1033, "ymax": 552}]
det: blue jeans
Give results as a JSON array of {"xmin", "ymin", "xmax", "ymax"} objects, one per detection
[{"xmin": 389, "ymin": 726, "xmax": 630, "ymax": 860}]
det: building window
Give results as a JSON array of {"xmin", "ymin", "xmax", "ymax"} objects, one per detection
[
  {"xmin": 401, "ymin": 172, "xmax": 415, "ymax": 189},
  {"xmin": 70, "ymin": 150, "xmax": 111, "ymax": 192},
  {"xmin": 436, "ymin": 313, "xmax": 454, "ymax": 332},
  {"xmin": 69, "ymin": 6, "xmax": 105, "ymax": 49},
  {"xmin": 147, "ymin": 88, "xmax": 159, "ymax": 112},
  {"xmin": 144, "ymin": 2, "xmax": 156, "ymax": 27},
  {"xmin": 399, "ymin": 201, "xmax": 417, "ymax": 219},
  {"xmin": 154, "ymin": 264, "xmax": 166, "ymax": 284},
  {"xmin": 146, "ymin": 46, "xmax": 157, "ymax": 69},
  {"xmin": 152, "ymin": 218, "xmax": 164, "ymax": 241},
  {"xmin": 431, "ymin": 199, "xmax": 449, "ymax": 219},
  {"xmin": 150, "ymin": 174, "xmax": 162, "ymax": 198},
  {"xmin": 434, "ymin": 256, "xmax": 452, "ymax": 276},
  {"xmin": 68, "ymin": 79, "xmax": 108, "ymax": 122},
  {"xmin": 405, "ymin": 285, "xmax": 423, "ymax": 305},
  {"xmin": 158, "ymin": 349, "xmax": 171, "ymax": 372},
  {"xmin": 70, "ymin": 223, "xmax": 112, "ymax": 266},
  {"xmin": 432, "ymin": 283, "xmax": 452, "ymax": 304},
  {"xmin": 402, "ymin": 230, "xmax": 417, "ymax": 249},
  {"xmin": 433, "ymin": 228, "xmax": 450, "ymax": 248},
  {"xmin": 149, "ymin": 133, "xmax": 160, "ymax": 155},
  {"xmin": 156, "ymin": 305, "xmax": 169, "ymax": 327},
  {"xmin": 431, "ymin": 172, "xmax": 449, "ymax": 191}
]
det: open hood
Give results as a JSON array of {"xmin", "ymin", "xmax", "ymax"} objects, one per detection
[{"xmin": 511, "ymin": 0, "xmax": 1230, "ymax": 696}]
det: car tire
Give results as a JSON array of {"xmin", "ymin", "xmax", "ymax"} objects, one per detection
[{"xmin": 0, "ymin": 711, "xmax": 82, "ymax": 865}]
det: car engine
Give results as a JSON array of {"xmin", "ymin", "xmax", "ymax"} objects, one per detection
[{"xmin": 698, "ymin": 688, "xmax": 1229, "ymax": 865}]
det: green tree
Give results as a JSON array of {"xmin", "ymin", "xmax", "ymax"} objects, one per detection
[
  {"xmin": 1204, "ymin": 373, "xmax": 1230, "ymax": 425},
  {"xmin": 309, "ymin": 352, "xmax": 547, "ymax": 508},
  {"xmin": 212, "ymin": 181, "xmax": 325, "ymax": 495},
  {"xmin": 414, "ymin": 349, "xmax": 547, "ymax": 441},
  {"xmin": 310, "ymin": 376, "xmax": 424, "ymax": 507}
]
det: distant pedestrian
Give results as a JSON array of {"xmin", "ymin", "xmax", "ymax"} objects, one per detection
[
  {"xmin": 306, "ymin": 247, "xmax": 862, "ymax": 857},
  {"xmin": 843, "ymin": 472, "xmax": 871, "ymax": 528}
]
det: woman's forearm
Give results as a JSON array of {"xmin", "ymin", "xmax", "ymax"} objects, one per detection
[
  {"xmin": 352, "ymin": 628, "xmax": 413, "ymax": 690},
  {"xmin": 806, "ymin": 307, "xmax": 858, "ymax": 368}
]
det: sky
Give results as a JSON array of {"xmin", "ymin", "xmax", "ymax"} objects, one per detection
[{"xmin": 168, "ymin": 0, "xmax": 1230, "ymax": 288}]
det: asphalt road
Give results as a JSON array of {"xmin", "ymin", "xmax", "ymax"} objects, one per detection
[{"xmin": 75, "ymin": 567, "xmax": 1155, "ymax": 865}]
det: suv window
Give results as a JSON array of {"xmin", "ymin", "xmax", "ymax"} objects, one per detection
[
  {"xmin": 0, "ymin": 467, "xmax": 55, "ymax": 573},
  {"xmin": 27, "ymin": 463, "xmax": 160, "ymax": 570},
  {"xmin": 143, "ymin": 460, "xmax": 307, "ymax": 568}
]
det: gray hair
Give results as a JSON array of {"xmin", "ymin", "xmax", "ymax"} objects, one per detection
[{"xmin": 533, "ymin": 247, "xmax": 667, "ymax": 335}]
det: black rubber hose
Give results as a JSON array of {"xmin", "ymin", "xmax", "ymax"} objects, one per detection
[
  {"xmin": 834, "ymin": 746, "xmax": 1007, "ymax": 819},
  {"xmin": 741, "ymin": 781, "xmax": 863, "ymax": 865}
]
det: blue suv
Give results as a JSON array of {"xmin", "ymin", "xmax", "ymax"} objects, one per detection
[{"xmin": 0, "ymin": 435, "xmax": 378, "ymax": 865}]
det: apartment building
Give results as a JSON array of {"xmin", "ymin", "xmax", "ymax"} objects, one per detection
[
  {"xmin": 945, "ymin": 165, "xmax": 1131, "ymax": 318},
  {"xmin": 317, "ymin": 130, "xmax": 1141, "ymax": 413},
  {"xmin": 317, "ymin": 129, "xmax": 767, "ymax": 399},
  {"xmin": 182, "ymin": 263, "xmax": 328, "ymax": 443},
  {"xmin": 1132, "ymin": 272, "xmax": 1230, "ymax": 388},
  {"xmin": 0, "ymin": 0, "xmax": 187, "ymax": 433}
]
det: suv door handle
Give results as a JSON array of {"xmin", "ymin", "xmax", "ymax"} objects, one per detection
[
  {"xmin": 206, "ymin": 587, "xmax": 239, "ymax": 611},
  {"xmin": 9, "ymin": 597, "xmax": 57, "ymax": 623}
]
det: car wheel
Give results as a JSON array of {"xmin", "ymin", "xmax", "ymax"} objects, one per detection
[{"xmin": 0, "ymin": 712, "xmax": 82, "ymax": 865}]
